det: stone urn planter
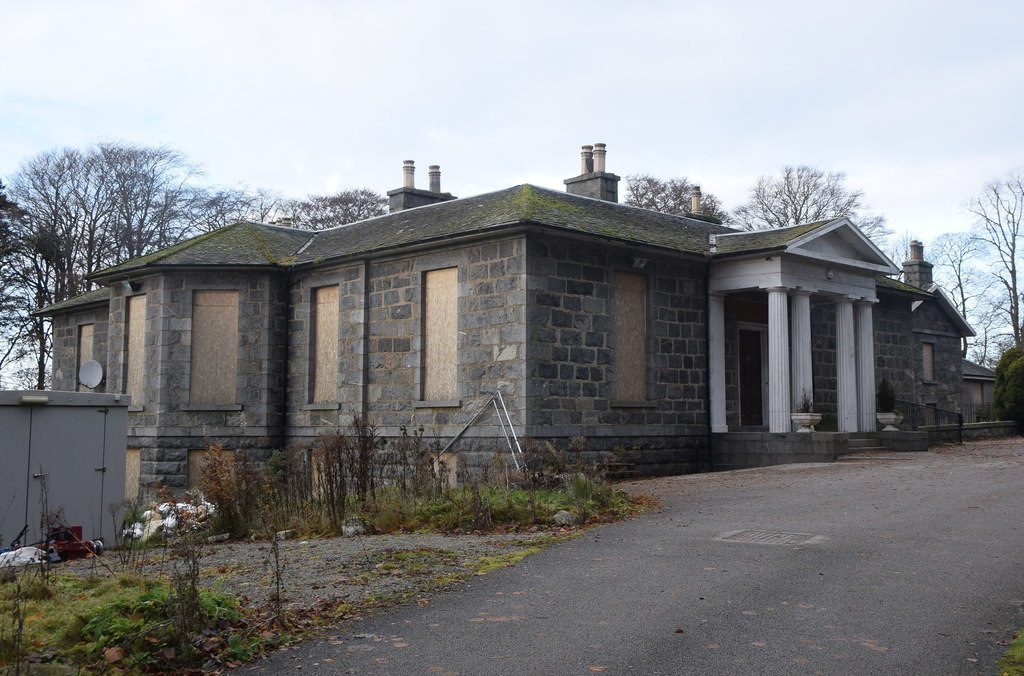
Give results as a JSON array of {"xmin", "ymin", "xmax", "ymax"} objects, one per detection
[
  {"xmin": 876, "ymin": 411, "xmax": 903, "ymax": 432},
  {"xmin": 791, "ymin": 412, "xmax": 823, "ymax": 433}
]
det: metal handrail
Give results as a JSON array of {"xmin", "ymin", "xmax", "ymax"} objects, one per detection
[{"xmin": 894, "ymin": 399, "xmax": 963, "ymax": 444}]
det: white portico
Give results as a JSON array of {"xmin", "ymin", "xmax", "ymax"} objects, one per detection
[{"xmin": 707, "ymin": 218, "xmax": 899, "ymax": 434}]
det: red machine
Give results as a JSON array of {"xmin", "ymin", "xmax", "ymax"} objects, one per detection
[{"xmin": 46, "ymin": 525, "xmax": 103, "ymax": 561}]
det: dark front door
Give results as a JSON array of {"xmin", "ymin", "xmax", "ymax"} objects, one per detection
[{"xmin": 739, "ymin": 329, "xmax": 764, "ymax": 427}]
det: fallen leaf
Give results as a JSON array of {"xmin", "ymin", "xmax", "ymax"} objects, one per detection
[
  {"xmin": 674, "ymin": 628, "xmax": 684, "ymax": 633},
  {"xmin": 588, "ymin": 668, "xmax": 609, "ymax": 672},
  {"xmin": 706, "ymin": 643, "xmax": 720, "ymax": 649}
]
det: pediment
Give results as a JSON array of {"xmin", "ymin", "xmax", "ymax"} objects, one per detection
[{"xmin": 787, "ymin": 218, "xmax": 897, "ymax": 274}]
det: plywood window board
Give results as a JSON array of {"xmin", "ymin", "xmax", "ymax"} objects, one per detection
[
  {"xmin": 311, "ymin": 285, "xmax": 340, "ymax": 403},
  {"xmin": 190, "ymin": 291, "xmax": 239, "ymax": 405},
  {"xmin": 76, "ymin": 323, "xmax": 94, "ymax": 391},
  {"xmin": 186, "ymin": 447, "xmax": 235, "ymax": 490},
  {"xmin": 126, "ymin": 295, "xmax": 147, "ymax": 404},
  {"xmin": 615, "ymin": 271, "xmax": 647, "ymax": 401},
  {"xmin": 423, "ymin": 268, "xmax": 458, "ymax": 401},
  {"xmin": 125, "ymin": 448, "xmax": 141, "ymax": 501}
]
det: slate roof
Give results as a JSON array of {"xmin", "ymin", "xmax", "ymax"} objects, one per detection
[
  {"xmin": 92, "ymin": 221, "xmax": 315, "ymax": 280},
  {"xmin": 35, "ymin": 287, "xmax": 112, "ymax": 315},
  {"xmin": 962, "ymin": 359, "xmax": 996, "ymax": 380},
  {"xmin": 876, "ymin": 276, "xmax": 933, "ymax": 297},
  {"xmin": 295, "ymin": 184, "xmax": 736, "ymax": 263},
  {"xmin": 86, "ymin": 185, "xmax": 737, "ymax": 284},
  {"xmin": 712, "ymin": 220, "xmax": 833, "ymax": 255}
]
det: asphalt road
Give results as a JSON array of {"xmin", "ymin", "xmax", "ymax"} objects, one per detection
[{"xmin": 250, "ymin": 442, "xmax": 1024, "ymax": 675}]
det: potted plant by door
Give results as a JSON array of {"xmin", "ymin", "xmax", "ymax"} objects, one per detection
[
  {"xmin": 876, "ymin": 378, "xmax": 903, "ymax": 431},
  {"xmin": 791, "ymin": 389, "xmax": 822, "ymax": 432}
]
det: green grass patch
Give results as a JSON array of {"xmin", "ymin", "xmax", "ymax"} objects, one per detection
[
  {"xmin": 1000, "ymin": 629, "xmax": 1024, "ymax": 675},
  {"xmin": 0, "ymin": 571, "xmax": 241, "ymax": 672}
]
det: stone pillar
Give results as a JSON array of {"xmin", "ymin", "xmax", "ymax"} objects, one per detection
[
  {"xmin": 855, "ymin": 300, "xmax": 876, "ymax": 432},
  {"xmin": 789, "ymin": 289, "xmax": 813, "ymax": 416},
  {"xmin": 709, "ymin": 293, "xmax": 727, "ymax": 432},
  {"xmin": 836, "ymin": 297, "xmax": 858, "ymax": 432},
  {"xmin": 767, "ymin": 287, "xmax": 791, "ymax": 433}
]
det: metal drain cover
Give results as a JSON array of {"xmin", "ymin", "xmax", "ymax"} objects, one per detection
[{"xmin": 719, "ymin": 530, "xmax": 822, "ymax": 545}]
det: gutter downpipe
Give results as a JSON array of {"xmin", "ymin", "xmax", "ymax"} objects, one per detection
[{"xmin": 702, "ymin": 247, "xmax": 716, "ymax": 473}]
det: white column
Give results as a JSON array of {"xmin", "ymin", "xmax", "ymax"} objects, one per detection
[
  {"xmin": 855, "ymin": 300, "xmax": 876, "ymax": 432},
  {"xmin": 789, "ymin": 289, "xmax": 813, "ymax": 415},
  {"xmin": 836, "ymin": 297, "xmax": 858, "ymax": 432},
  {"xmin": 708, "ymin": 293, "xmax": 728, "ymax": 433},
  {"xmin": 767, "ymin": 287, "xmax": 791, "ymax": 433}
]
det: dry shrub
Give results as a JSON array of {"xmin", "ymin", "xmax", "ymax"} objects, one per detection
[{"xmin": 196, "ymin": 443, "xmax": 262, "ymax": 537}]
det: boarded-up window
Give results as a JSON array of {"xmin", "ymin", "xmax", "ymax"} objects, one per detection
[
  {"xmin": 125, "ymin": 295, "xmax": 147, "ymax": 404},
  {"xmin": 311, "ymin": 285, "xmax": 339, "ymax": 403},
  {"xmin": 187, "ymin": 447, "xmax": 235, "ymax": 489},
  {"xmin": 190, "ymin": 291, "xmax": 238, "ymax": 405},
  {"xmin": 615, "ymin": 271, "xmax": 647, "ymax": 400},
  {"xmin": 922, "ymin": 342, "xmax": 935, "ymax": 381},
  {"xmin": 76, "ymin": 324, "xmax": 94, "ymax": 391},
  {"xmin": 125, "ymin": 448, "xmax": 140, "ymax": 501},
  {"xmin": 423, "ymin": 268, "xmax": 458, "ymax": 400}
]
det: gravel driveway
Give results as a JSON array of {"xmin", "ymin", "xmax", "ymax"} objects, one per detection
[{"xmin": 67, "ymin": 530, "xmax": 558, "ymax": 614}]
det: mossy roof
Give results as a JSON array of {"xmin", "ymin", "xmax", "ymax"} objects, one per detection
[
  {"xmin": 87, "ymin": 185, "xmax": 736, "ymax": 285},
  {"xmin": 876, "ymin": 275, "xmax": 932, "ymax": 297},
  {"xmin": 35, "ymin": 286, "xmax": 111, "ymax": 315},
  {"xmin": 712, "ymin": 220, "xmax": 833, "ymax": 255},
  {"xmin": 296, "ymin": 184, "xmax": 736, "ymax": 263},
  {"xmin": 91, "ymin": 221, "xmax": 314, "ymax": 279}
]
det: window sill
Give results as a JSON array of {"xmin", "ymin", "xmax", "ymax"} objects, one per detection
[
  {"xmin": 181, "ymin": 404, "xmax": 243, "ymax": 412},
  {"xmin": 611, "ymin": 400, "xmax": 655, "ymax": 408},
  {"xmin": 414, "ymin": 400, "xmax": 462, "ymax": 409},
  {"xmin": 303, "ymin": 402, "xmax": 340, "ymax": 411},
  {"xmin": 128, "ymin": 405, "xmax": 144, "ymax": 413}
]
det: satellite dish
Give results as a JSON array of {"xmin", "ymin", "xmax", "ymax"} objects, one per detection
[{"xmin": 79, "ymin": 360, "xmax": 104, "ymax": 389}]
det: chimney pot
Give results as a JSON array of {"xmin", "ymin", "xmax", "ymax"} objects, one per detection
[
  {"xmin": 593, "ymin": 143, "xmax": 607, "ymax": 173},
  {"xmin": 402, "ymin": 160, "xmax": 415, "ymax": 188},
  {"xmin": 691, "ymin": 185, "xmax": 703, "ymax": 215},
  {"xmin": 580, "ymin": 145, "xmax": 594, "ymax": 174},
  {"xmin": 909, "ymin": 240, "xmax": 924, "ymax": 261},
  {"xmin": 428, "ymin": 165, "xmax": 441, "ymax": 193}
]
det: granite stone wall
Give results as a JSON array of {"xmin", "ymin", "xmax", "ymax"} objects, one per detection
[
  {"xmin": 50, "ymin": 304, "xmax": 109, "ymax": 392},
  {"xmin": 524, "ymin": 235, "xmax": 708, "ymax": 471},
  {"xmin": 910, "ymin": 298, "xmax": 964, "ymax": 412},
  {"xmin": 873, "ymin": 291, "xmax": 917, "ymax": 405}
]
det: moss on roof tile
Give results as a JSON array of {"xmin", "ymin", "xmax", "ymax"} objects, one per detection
[
  {"xmin": 35, "ymin": 286, "xmax": 111, "ymax": 315},
  {"xmin": 91, "ymin": 222, "xmax": 313, "ymax": 280},
  {"xmin": 298, "ymin": 184, "xmax": 736, "ymax": 263},
  {"xmin": 713, "ymin": 220, "xmax": 834, "ymax": 255}
]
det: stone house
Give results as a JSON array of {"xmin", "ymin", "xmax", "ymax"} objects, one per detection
[{"xmin": 39, "ymin": 145, "xmax": 973, "ymax": 492}]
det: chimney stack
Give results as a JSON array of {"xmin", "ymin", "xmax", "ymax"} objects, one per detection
[
  {"xmin": 389, "ymin": 159, "xmax": 456, "ymax": 212},
  {"xmin": 564, "ymin": 142, "xmax": 620, "ymax": 203},
  {"xmin": 691, "ymin": 186, "xmax": 703, "ymax": 215},
  {"xmin": 902, "ymin": 239, "xmax": 933, "ymax": 288}
]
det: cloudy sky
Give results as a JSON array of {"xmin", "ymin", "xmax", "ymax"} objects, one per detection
[{"xmin": 2, "ymin": 0, "xmax": 1021, "ymax": 243}]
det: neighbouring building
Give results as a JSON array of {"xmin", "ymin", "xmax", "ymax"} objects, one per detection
[{"xmin": 38, "ymin": 145, "xmax": 974, "ymax": 494}]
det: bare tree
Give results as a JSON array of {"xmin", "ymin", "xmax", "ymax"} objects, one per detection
[
  {"xmin": 285, "ymin": 189, "xmax": 387, "ymax": 231},
  {"xmin": 4, "ymin": 142, "xmax": 210, "ymax": 387},
  {"xmin": 967, "ymin": 169, "xmax": 1024, "ymax": 349},
  {"xmin": 930, "ymin": 231, "xmax": 995, "ymax": 358},
  {"xmin": 624, "ymin": 174, "xmax": 727, "ymax": 222},
  {"xmin": 732, "ymin": 165, "xmax": 890, "ymax": 241},
  {"xmin": 186, "ymin": 187, "xmax": 286, "ymax": 233}
]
